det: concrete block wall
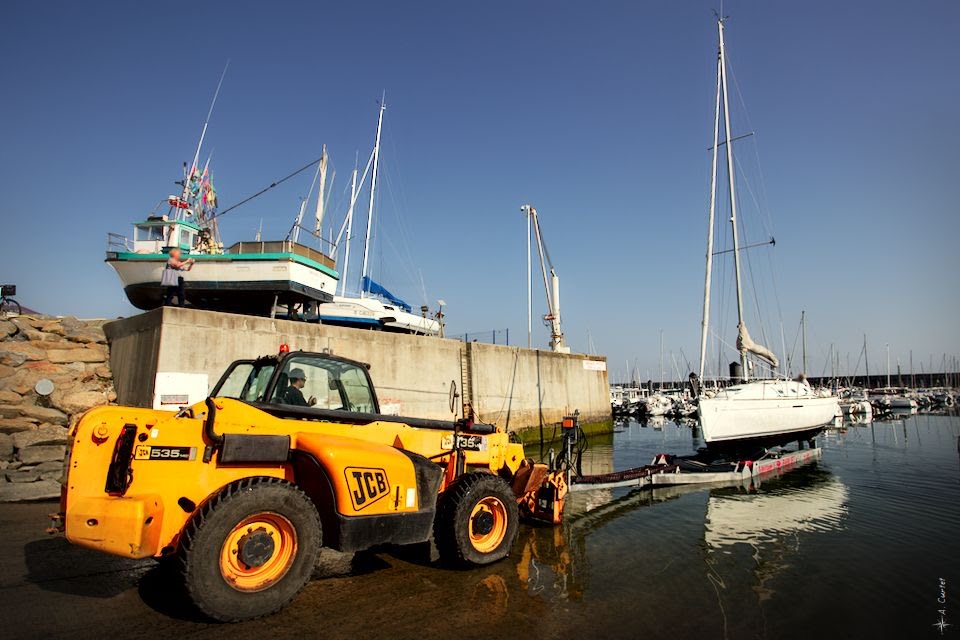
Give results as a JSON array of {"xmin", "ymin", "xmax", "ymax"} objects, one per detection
[{"xmin": 104, "ymin": 307, "xmax": 610, "ymax": 433}]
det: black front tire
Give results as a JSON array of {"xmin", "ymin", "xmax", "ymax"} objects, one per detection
[
  {"xmin": 179, "ymin": 477, "xmax": 322, "ymax": 622},
  {"xmin": 434, "ymin": 472, "xmax": 519, "ymax": 567}
]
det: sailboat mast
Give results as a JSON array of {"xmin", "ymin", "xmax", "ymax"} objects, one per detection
[
  {"xmin": 314, "ymin": 145, "xmax": 328, "ymax": 235},
  {"xmin": 886, "ymin": 343, "xmax": 891, "ymax": 387},
  {"xmin": 864, "ymin": 334, "xmax": 870, "ymax": 388},
  {"xmin": 699, "ymin": 52, "xmax": 723, "ymax": 380},
  {"xmin": 360, "ymin": 97, "xmax": 386, "ymax": 298},
  {"xmin": 292, "ymin": 199, "xmax": 307, "ymax": 244},
  {"xmin": 659, "ymin": 329, "xmax": 664, "ymax": 390},
  {"xmin": 801, "ymin": 310, "xmax": 807, "ymax": 374},
  {"xmin": 339, "ymin": 167, "xmax": 358, "ymax": 296},
  {"xmin": 718, "ymin": 19, "xmax": 749, "ymax": 381}
]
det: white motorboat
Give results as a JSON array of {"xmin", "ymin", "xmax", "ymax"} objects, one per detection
[
  {"xmin": 643, "ymin": 394, "xmax": 673, "ymax": 417},
  {"xmin": 693, "ymin": 19, "xmax": 839, "ymax": 446},
  {"xmin": 841, "ymin": 398, "xmax": 873, "ymax": 418},
  {"xmin": 610, "ymin": 387, "xmax": 625, "ymax": 410}
]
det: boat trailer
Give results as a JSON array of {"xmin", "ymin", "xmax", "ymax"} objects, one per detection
[{"xmin": 554, "ymin": 414, "xmax": 822, "ymax": 495}]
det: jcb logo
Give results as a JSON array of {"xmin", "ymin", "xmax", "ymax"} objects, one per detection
[{"xmin": 344, "ymin": 467, "xmax": 390, "ymax": 511}]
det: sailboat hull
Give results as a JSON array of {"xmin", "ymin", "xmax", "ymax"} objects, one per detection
[
  {"xmin": 316, "ymin": 297, "xmax": 440, "ymax": 335},
  {"xmin": 108, "ymin": 253, "xmax": 338, "ymax": 313},
  {"xmin": 698, "ymin": 381, "xmax": 839, "ymax": 445}
]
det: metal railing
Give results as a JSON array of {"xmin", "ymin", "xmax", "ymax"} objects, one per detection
[
  {"xmin": 225, "ymin": 240, "xmax": 336, "ymax": 270},
  {"xmin": 459, "ymin": 329, "xmax": 510, "ymax": 345},
  {"xmin": 106, "ymin": 233, "xmax": 131, "ymax": 252}
]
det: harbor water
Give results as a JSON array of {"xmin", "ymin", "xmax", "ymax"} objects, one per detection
[
  {"xmin": 2, "ymin": 413, "xmax": 958, "ymax": 639},
  {"xmin": 515, "ymin": 412, "xmax": 960, "ymax": 639}
]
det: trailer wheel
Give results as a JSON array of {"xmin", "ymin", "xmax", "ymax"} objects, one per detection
[
  {"xmin": 179, "ymin": 477, "xmax": 321, "ymax": 622},
  {"xmin": 435, "ymin": 472, "xmax": 519, "ymax": 566}
]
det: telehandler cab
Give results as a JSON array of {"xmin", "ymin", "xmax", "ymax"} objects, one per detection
[{"xmin": 54, "ymin": 348, "xmax": 569, "ymax": 621}]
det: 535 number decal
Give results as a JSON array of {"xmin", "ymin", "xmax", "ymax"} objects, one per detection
[{"xmin": 134, "ymin": 446, "xmax": 196, "ymax": 461}]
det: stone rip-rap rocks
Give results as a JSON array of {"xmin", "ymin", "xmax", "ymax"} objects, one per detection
[{"xmin": 0, "ymin": 315, "xmax": 117, "ymax": 502}]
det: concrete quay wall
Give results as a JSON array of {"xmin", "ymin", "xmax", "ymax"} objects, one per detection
[{"xmin": 104, "ymin": 307, "xmax": 611, "ymax": 433}]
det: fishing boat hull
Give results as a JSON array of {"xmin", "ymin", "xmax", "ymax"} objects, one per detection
[
  {"xmin": 698, "ymin": 380, "xmax": 839, "ymax": 446},
  {"xmin": 107, "ymin": 252, "xmax": 338, "ymax": 314}
]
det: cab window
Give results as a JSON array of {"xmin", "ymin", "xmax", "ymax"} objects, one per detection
[
  {"xmin": 340, "ymin": 366, "xmax": 375, "ymax": 413},
  {"xmin": 216, "ymin": 362, "xmax": 276, "ymax": 402},
  {"xmin": 272, "ymin": 356, "xmax": 375, "ymax": 413},
  {"xmin": 135, "ymin": 225, "xmax": 165, "ymax": 242}
]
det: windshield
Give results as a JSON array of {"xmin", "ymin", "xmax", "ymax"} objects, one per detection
[{"xmin": 212, "ymin": 355, "xmax": 377, "ymax": 413}]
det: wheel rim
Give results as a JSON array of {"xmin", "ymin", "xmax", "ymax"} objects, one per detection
[
  {"xmin": 469, "ymin": 496, "xmax": 508, "ymax": 553},
  {"xmin": 220, "ymin": 512, "xmax": 298, "ymax": 592}
]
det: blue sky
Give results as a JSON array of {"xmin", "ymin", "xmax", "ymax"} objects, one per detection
[{"xmin": 2, "ymin": 1, "xmax": 958, "ymax": 380}]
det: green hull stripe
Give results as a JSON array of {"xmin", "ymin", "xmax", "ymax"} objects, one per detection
[{"xmin": 111, "ymin": 252, "xmax": 340, "ymax": 279}]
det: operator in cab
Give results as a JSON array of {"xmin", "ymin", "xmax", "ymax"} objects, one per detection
[{"xmin": 282, "ymin": 368, "xmax": 317, "ymax": 406}]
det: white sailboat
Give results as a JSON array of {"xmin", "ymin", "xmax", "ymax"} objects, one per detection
[
  {"xmin": 317, "ymin": 98, "xmax": 440, "ymax": 336},
  {"xmin": 695, "ymin": 19, "xmax": 839, "ymax": 446}
]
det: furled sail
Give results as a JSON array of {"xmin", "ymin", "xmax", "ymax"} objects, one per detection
[{"xmin": 737, "ymin": 322, "xmax": 779, "ymax": 368}]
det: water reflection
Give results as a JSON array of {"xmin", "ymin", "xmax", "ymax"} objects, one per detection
[
  {"xmin": 702, "ymin": 469, "xmax": 849, "ymax": 614},
  {"xmin": 704, "ymin": 471, "xmax": 849, "ymax": 550}
]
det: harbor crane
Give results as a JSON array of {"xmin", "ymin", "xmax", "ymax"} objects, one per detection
[{"xmin": 521, "ymin": 204, "xmax": 570, "ymax": 354}]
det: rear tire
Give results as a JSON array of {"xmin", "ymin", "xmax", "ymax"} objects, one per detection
[
  {"xmin": 179, "ymin": 477, "xmax": 321, "ymax": 622},
  {"xmin": 434, "ymin": 472, "xmax": 519, "ymax": 566}
]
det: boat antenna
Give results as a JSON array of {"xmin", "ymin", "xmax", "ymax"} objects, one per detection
[{"xmin": 186, "ymin": 60, "xmax": 230, "ymax": 198}]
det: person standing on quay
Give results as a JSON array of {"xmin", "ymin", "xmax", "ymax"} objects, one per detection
[{"xmin": 161, "ymin": 247, "xmax": 194, "ymax": 307}]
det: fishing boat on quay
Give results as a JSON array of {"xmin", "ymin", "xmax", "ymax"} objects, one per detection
[
  {"xmin": 106, "ymin": 209, "xmax": 339, "ymax": 315},
  {"xmin": 106, "ymin": 70, "xmax": 340, "ymax": 316},
  {"xmin": 106, "ymin": 81, "xmax": 438, "ymax": 333},
  {"xmin": 693, "ymin": 18, "xmax": 839, "ymax": 447}
]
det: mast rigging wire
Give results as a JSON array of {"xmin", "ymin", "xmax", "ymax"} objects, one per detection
[{"xmin": 209, "ymin": 155, "xmax": 326, "ymax": 222}]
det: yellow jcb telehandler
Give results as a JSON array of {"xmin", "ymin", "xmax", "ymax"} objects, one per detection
[{"xmin": 53, "ymin": 348, "xmax": 569, "ymax": 621}]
